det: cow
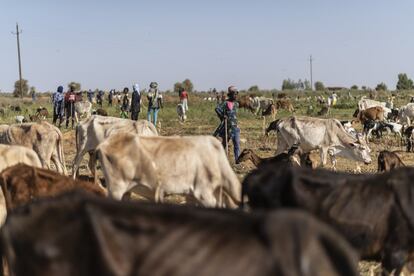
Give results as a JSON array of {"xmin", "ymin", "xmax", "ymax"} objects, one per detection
[
  {"xmin": 237, "ymin": 95, "xmax": 255, "ymax": 112},
  {"xmin": 0, "ymin": 190, "xmax": 359, "ymax": 276},
  {"xmin": 0, "ymin": 164, "xmax": 105, "ymax": 213},
  {"xmin": 266, "ymin": 116, "xmax": 372, "ymax": 169},
  {"xmin": 398, "ymin": 103, "xmax": 414, "ymax": 125},
  {"xmin": 353, "ymin": 106, "xmax": 385, "ymax": 124},
  {"xmin": 177, "ymin": 103, "xmax": 186, "ymax": 122},
  {"xmin": 96, "ymin": 133, "xmax": 241, "ymax": 208},
  {"xmin": 250, "ymin": 96, "xmax": 274, "ymax": 115},
  {"xmin": 275, "ymin": 98, "xmax": 295, "ymax": 112},
  {"xmin": 404, "ymin": 126, "xmax": 414, "ymax": 152},
  {"xmin": 35, "ymin": 107, "xmax": 49, "ymax": 119},
  {"xmin": 0, "ymin": 121, "xmax": 66, "ymax": 174},
  {"xmin": 242, "ymin": 163, "xmax": 414, "ymax": 275},
  {"xmin": 0, "ymin": 145, "xmax": 41, "ymax": 173},
  {"xmin": 358, "ymin": 97, "xmax": 386, "ymax": 110},
  {"xmin": 377, "ymin": 150, "xmax": 405, "ymax": 172},
  {"xmin": 72, "ymin": 115, "xmax": 158, "ymax": 178},
  {"xmin": 237, "ymin": 146, "xmax": 318, "ymax": 169},
  {"xmin": 74, "ymin": 100, "xmax": 92, "ymax": 123}
]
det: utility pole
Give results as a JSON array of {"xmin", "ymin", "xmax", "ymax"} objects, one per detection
[
  {"xmin": 12, "ymin": 23, "xmax": 23, "ymax": 99},
  {"xmin": 309, "ymin": 55, "xmax": 313, "ymax": 91}
]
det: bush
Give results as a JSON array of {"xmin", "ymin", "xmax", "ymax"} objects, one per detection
[
  {"xmin": 351, "ymin": 85, "xmax": 358, "ymax": 90},
  {"xmin": 13, "ymin": 79, "xmax": 29, "ymax": 97},
  {"xmin": 375, "ymin": 82, "xmax": 388, "ymax": 91},
  {"xmin": 396, "ymin": 73, "xmax": 413, "ymax": 90},
  {"xmin": 314, "ymin": 81, "xmax": 325, "ymax": 91}
]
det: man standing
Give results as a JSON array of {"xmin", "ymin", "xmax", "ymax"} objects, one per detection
[
  {"xmin": 130, "ymin": 84, "xmax": 141, "ymax": 121},
  {"xmin": 64, "ymin": 85, "xmax": 77, "ymax": 129},
  {"xmin": 213, "ymin": 86, "xmax": 241, "ymax": 164},
  {"xmin": 179, "ymin": 87, "xmax": 189, "ymax": 112},
  {"xmin": 147, "ymin": 82, "xmax": 163, "ymax": 126},
  {"xmin": 52, "ymin": 85, "xmax": 65, "ymax": 127}
]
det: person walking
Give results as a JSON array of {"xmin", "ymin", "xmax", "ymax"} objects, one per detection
[
  {"xmin": 130, "ymin": 84, "xmax": 141, "ymax": 121},
  {"xmin": 179, "ymin": 87, "xmax": 189, "ymax": 112},
  {"xmin": 97, "ymin": 90, "xmax": 104, "ymax": 107},
  {"xmin": 147, "ymin": 82, "xmax": 163, "ymax": 126},
  {"xmin": 213, "ymin": 86, "xmax": 241, "ymax": 163},
  {"xmin": 64, "ymin": 85, "xmax": 77, "ymax": 129},
  {"xmin": 52, "ymin": 85, "xmax": 65, "ymax": 127}
]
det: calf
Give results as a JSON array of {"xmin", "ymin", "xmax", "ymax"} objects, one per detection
[
  {"xmin": 378, "ymin": 150, "xmax": 405, "ymax": 172},
  {"xmin": 242, "ymin": 163, "xmax": 414, "ymax": 275},
  {"xmin": 0, "ymin": 191, "xmax": 359, "ymax": 276}
]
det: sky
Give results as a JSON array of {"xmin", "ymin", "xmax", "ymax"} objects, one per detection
[{"xmin": 1, "ymin": 0, "xmax": 414, "ymax": 92}]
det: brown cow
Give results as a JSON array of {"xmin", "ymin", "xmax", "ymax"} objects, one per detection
[
  {"xmin": 0, "ymin": 164, "xmax": 105, "ymax": 211},
  {"xmin": 237, "ymin": 147, "xmax": 317, "ymax": 169},
  {"xmin": 0, "ymin": 190, "xmax": 359, "ymax": 276},
  {"xmin": 237, "ymin": 95, "xmax": 255, "ymax": 112},
  {"xmin": 275, "ymin": 98, "xmax": 294, "ymax": 112},
  {"xmin": 243, "ymin": 163, "xmax": 414, "ymax": 275},
  {"xmin": 353, "ymin": 106, "xmax": 384, "ymax": 124},
  {"xmin": 377, "ymin": 150, "xmax": 405, "ymax": 172}
]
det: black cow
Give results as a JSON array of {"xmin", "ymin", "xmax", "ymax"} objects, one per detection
[
  {"xmin": 0, "ymin": 191, "xmax": 358, "ymax": 276},
  {"xmin": 242, "ymin": 162, "xmax": 414, "ymax": 275}
]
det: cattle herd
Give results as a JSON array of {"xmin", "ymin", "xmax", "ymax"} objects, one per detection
[{"xmin": 0, "ymin": 93, "xmax": 414, "ymax": 275}]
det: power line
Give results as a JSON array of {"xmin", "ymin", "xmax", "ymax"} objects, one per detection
[{"xmin": 12, "ymin": 23, "xmax": 23, "ymax": 99}]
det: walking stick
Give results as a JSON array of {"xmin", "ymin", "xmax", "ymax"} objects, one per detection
[{"xmin": 219, "ymin": 117, "xmax": 229, "ymax": 208}]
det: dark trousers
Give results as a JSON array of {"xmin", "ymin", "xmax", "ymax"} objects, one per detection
[
  {"xmin": 66, "ymin": 103, "xmax": 75, "ymax": 128},
  {"xmin": 53, "ymin": 101, "xmax": 64, "ymax": 127},
  {"xmin": 131, "ymin": 111, "xmax": 140, "ymax": 121}
]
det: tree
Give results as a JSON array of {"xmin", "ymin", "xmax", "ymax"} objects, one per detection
[
  {"xmin": 351, "ymin": 85, "xmax": 358, "ymax": 90},
  {"xmin": 68, "ymin": 82, "xmax": 81, "ymax": 91},
  {"xmin": 375, "ymin": 82, "xmax": 387, "ymax": 91},
  {"xmin": 173, "ymin": 82, "xmax": 182, "ymax": 93},
  {"xmin": 396, "ymin": 73, "xmax": 414, "ymax": 90},
  {"xmin": 13, "ymin": 79, "xmax": 29, "ymax": 97},
  {"xmin": 182, "ymin": 79, "xmax": 194, "ymax": 93},
  {"xmin": 248, "ymin": 85, "xmax": 259, "ymax": 92},
  {"xmin": 304, "ymin": 79, "xmax": 311, "ymax": 90},
  {"xmin": 281, "ymin": 79, "xmax": 296, "ymax": 90},
  {"xmin": 314, "ymin": 81, "xmax": 325, "ymax": 91}
]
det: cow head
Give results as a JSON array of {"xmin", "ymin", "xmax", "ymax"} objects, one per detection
[{"xmin": 347, "ymin": 137, "xmax": 372, "ymax": 165}]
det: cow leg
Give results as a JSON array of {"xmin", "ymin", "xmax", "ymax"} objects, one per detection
[
  {"xmin": 320, "ymin": 148, "xmax": 328, "ymax": 167},
  {"xmin": 108, "ymin": 182, "xmax": 130, "ymax": 201},
  {"xmin": 72, "ymin": 150, "xmax": 88, "ymax": 179},
  {"xmin": 328, "ymin": 149, "xmax": 337, "ymax": 171},
  {"xmin": 88, "ymin": 151, "xmax": 96, "ymax": 176}
]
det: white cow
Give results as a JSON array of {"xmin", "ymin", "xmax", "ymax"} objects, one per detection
[
  {"xmin": 96, "ymin": 134, "xmax": 241, "ymax": 208},
  {"xmin": 72, "ymin": 115, "xmax": 158, "ymax": 178},
  {"xmin": 0, "ymin": 122, "xmax": 66, "ymax": 174},
  {"xmin": 273, "ymin": 116, "xmax": 372, "ymax": 169},
  {"xmin": 358, "ymin": 97, "xmax": 391, "ymax": 118},
  {"xmin": 74, "ymin": 101, "xmax": 92, "ymax": 123},
  {"xmin": 250, "ymin": 97, "xmax": 274, "ymax": 115},
  {"xmin": 398, "ymin": 103, "xmax": 414, "ymax": 125}
]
